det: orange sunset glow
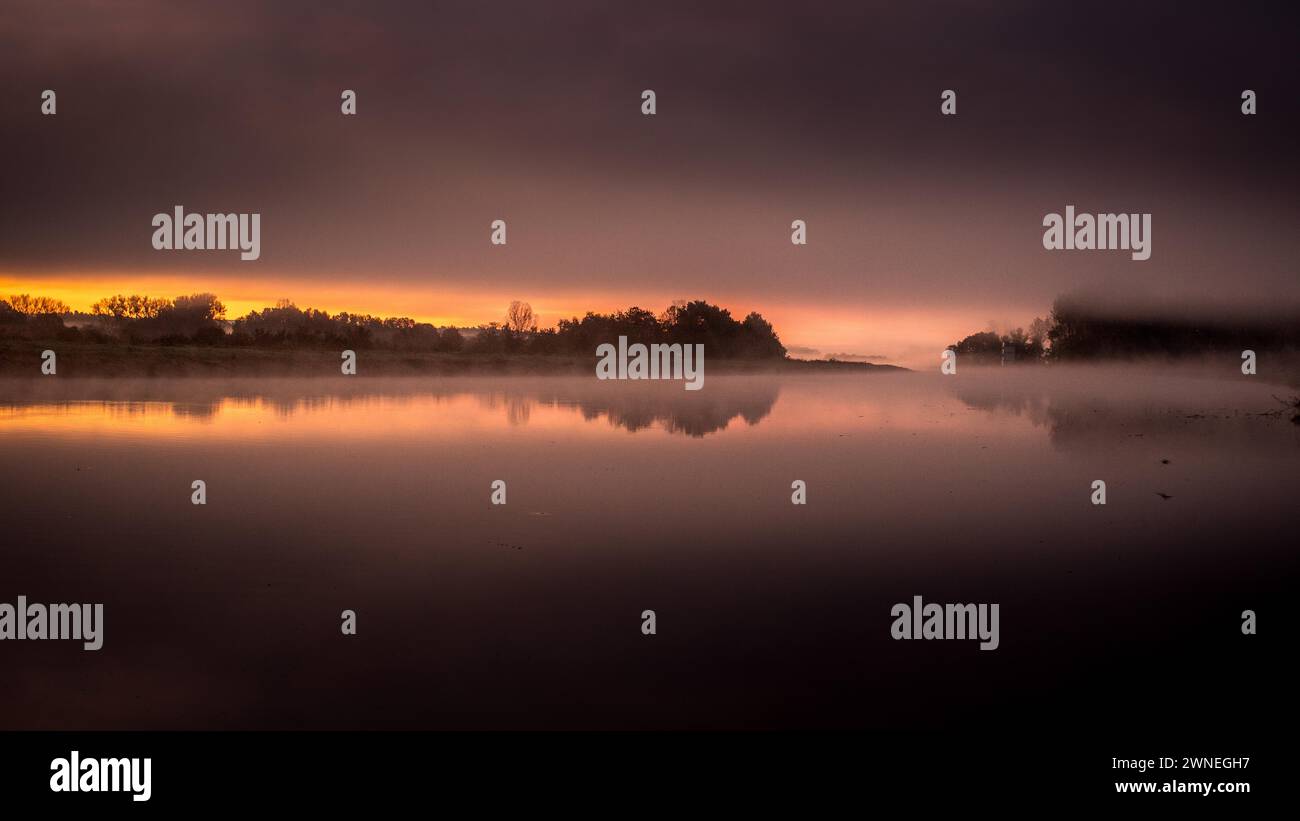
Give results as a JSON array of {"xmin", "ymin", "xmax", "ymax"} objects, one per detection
[{"xmin": 1, "ymin": 269, "xmax": 1018, "ymax": 369}]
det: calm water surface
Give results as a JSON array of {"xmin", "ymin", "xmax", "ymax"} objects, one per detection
[{"xmin": 0, "ymin": 368, "xmax": 1292, "ymax": 729}]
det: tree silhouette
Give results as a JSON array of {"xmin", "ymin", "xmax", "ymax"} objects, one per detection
[
  {"xmin": 7, "ymin": 294, "xmax": 70, "ymax": 315},
  {"xmin": 505, "ymin": 301, "xmax": 537, "ymax": 333},
  {"xmin": 91, "ymin": 294, "xmax": 171, "ymax": 319},
  {"xmin": 172, "ymin": 293, "xmax": 226, "ymax": 321}
]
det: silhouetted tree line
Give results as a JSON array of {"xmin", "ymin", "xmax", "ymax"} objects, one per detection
[
  {"xmin": 230, "ymin": 299, "xmax": 468, "ymax": 351},
  {"xmin": 949, "ymin": 318, "xmax": 1050, "ymax": 364},
  {"xmin": 547, "ymin": 301, "xmax": 786, "ymax": 358},
  {"xmin": 3, "ymin": 292, "xmax": 234, "ymax": 345},
  {"xmin": 950, "ymin": 296, "xmax": 1300, "ymax": 362},
  {"xmin": 422, "ymin": 300, "xmax": 784, "ymax": 357},
  {"xmin": 1044, "ymin": 296, "xmax": 1300, "ymax": 360},
  {"xmin": 0, "ymin": 295, "xmax": 787, "ymax": 359}
]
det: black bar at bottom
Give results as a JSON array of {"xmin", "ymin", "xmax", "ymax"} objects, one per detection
[{"xmin": 0, "ymin": 731, "xmax": 1280, "ymax": 810}]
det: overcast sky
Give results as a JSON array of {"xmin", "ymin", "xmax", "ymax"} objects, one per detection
[{"xmin": 2, "ymin": 0, "xmax": 1297, "ymax": 364}]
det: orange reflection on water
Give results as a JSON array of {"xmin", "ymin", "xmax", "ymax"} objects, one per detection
[
  {"xmin": 0, "ymin": 394, "xmax": 607, "ymax": 443},
  {"xmin": 0, "ymin": 374, "xmax": 1025, "ymax": 445}
]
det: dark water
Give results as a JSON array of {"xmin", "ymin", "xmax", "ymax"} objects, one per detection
[{"xmin": 0, "ymin": 368, "xmax": 1292, "ymax": 730}]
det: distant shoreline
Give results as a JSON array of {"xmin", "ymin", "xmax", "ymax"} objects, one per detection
[{"xmin": 0, "ymin": 341, "xmax": 908, "ymax": 378}]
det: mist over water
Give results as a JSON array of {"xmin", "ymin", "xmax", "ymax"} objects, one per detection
[{"xmin": 0, "ymin": 367, "xmax": 1292, "ymax": 729}]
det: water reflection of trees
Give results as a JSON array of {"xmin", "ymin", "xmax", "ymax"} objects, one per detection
[
  {"xmin": 0, "ymin": 378, "xmax": 780, "ymax": 438},
  {"xmin": 951, "ymin": 379, "xmax": 1300, "ymax": 452},
  {"xmin": 561, "ymin": 385, "xmax": 778, "ymax": 437},
  {"xmin": 527, "ymin": 383, "xmax": 778, "ymax": 436}
]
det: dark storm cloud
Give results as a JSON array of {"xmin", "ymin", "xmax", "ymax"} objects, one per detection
[{"xmin": 1, "ymin": 0, "xmax": 1297, "ymax": 312}]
